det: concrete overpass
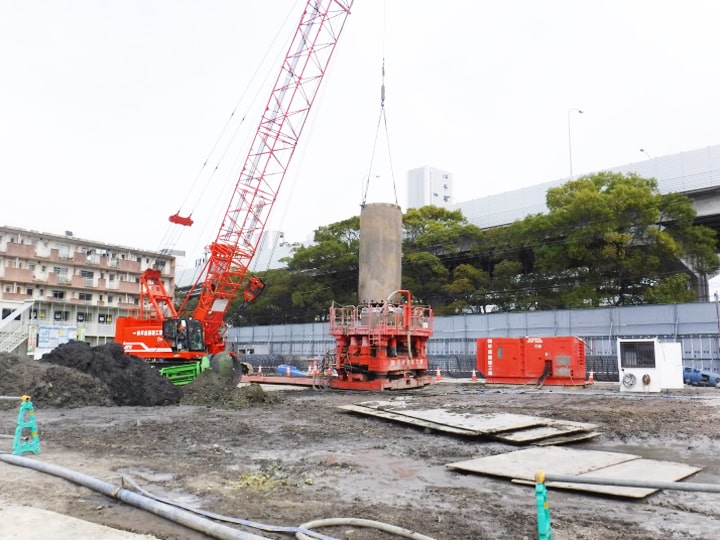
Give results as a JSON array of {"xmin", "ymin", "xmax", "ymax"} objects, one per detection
[{"xmin": 453, "ymin": 144, "xmax": 720, "ymax": 299}]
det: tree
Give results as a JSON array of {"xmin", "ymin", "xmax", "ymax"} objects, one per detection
[
  {"xmin": 442, "ymin": 263, "xmax": 491, "ymax": 314},
  {"xmin": 402, "ymin": 206, "xmax": 483, "ymax": 307},
  {"xmin": 227, "ymin": 175, "xmax": 719, "ymax": 325},
  {"xmin": 515, "ymin": 172, "xmax": 719, "ymax": 307},
  {"xmin": 228, "ymin": 268, "xmax": 297, "ymax": 326}
]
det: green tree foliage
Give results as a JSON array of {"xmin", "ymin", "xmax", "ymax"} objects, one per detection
[
  {"xmin": 287, "ymin": 217, "xmax": 360, "ymax": 314},
  {"xmin": 402, "ymin": 251, "xmax": 449, "ymax": 307},
  {"xmin": 402, "ymin": 206, "xmax": 483, "ymax": 307},
  {"xmin": 229, "ymin": 217, "xmax": 361, "ymax": 325},
  {"xmin": 228, "ymin": 268, "xmax": 295, "ymax": 326},
  {"xmin": 513, "ymin": 172, "xmax": 719, "ymax": 307},
  {"xmin": 225, "ymin": 174, "xmax": 719, "ymax": 325},
  {"xmin": 442, "ymin": 263, "xmax": 490, "ymax": 314}
]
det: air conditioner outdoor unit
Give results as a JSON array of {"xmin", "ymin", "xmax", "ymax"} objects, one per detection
[{"xmin": 617, "ymin": 338, "xmax": 683, "ymax": 393}]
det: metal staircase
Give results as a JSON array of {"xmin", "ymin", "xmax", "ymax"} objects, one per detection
[{"xmin": 0, "ymin": 300, "xmax": 33, "ymax": 354}]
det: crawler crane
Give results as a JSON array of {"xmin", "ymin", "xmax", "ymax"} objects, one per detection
[{"xmin": 114, "ymin": 1, "xmax": 354, "ymax": 384}]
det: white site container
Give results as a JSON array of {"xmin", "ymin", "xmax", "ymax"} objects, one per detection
[{"xmin": 617, "ymin": 338, "xmax": 684, "ymax": 393}]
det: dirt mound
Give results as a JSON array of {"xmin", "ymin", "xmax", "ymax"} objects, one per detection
[
  {"xmin": 0, "ymin": 352, "xmax": 113, "ymax": 409},
  {"xmin": 2, "ymin": 342, "xmax": 268, "ymax": 410},
  {"xmin": 41, "ymin": 341, "xmax": 182, "ymax": 406},
  {"xmin": 180, "ymin": 370, "xmax": 277, "ymax": 409}
]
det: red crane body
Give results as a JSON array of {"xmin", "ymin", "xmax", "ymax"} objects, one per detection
[{"xmin": 114, "ymin": 1, "xmax": 353, "ymax": 379}]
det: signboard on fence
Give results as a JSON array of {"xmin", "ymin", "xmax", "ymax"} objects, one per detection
[{"xmin": 28, "ymin": 325, "xmax": 78, "ymax": 358}]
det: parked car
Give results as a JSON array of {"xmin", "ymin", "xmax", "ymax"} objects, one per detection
[{"xmin": 683, "ymin": 367, "xmax": 720, "ymax": 387}]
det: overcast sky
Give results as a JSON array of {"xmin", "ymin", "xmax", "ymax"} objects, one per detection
[{"xmin": 2, "ymin": 1, "xmax": 720, "ymax": 273}]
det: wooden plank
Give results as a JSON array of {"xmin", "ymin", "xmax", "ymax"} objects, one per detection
[
  {"xmin": 350, "ymin": 402, "xmax": 550, "ymax": 435},
  {"xmin": 348, "ymin": 401, "xmax": 598, "ymax": 440},
  {"xmin": 338, "ymin": 404, "xmax": 477, "ymax": 435},
  {"xmin": 447, "ymin": 446, "xmax": 639, "ymax": 481},
  {"xmin": 539, "ymin": 459, "xmax": 702, "ymax": 498},
  {"xmin": 389, "ymin": 409, "xmax": 548, "ymax": 434},
  {"xmin": 493, "ymin": 424, "xmax": 588, "ymax": 443},
  {"xmin": 533, "ymin": 432, "xmax": 601, "ymax": 446},
  {"xmin": 542, "ymin": 418, "xmax": 599, "ymax": 431}
]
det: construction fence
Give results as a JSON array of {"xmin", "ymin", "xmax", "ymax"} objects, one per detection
[{"xmin": 227, "ymin": 301, "xmax": 720, "ymax": 380}]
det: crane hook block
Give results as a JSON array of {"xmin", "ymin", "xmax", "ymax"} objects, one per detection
[{"xmin": 169, "ymin": 212, "xmax": 194, "ymax": 227}]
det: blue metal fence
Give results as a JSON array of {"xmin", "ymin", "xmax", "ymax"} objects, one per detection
[{"xmin": 228, "ymin": 302, "xmax": 720, "ymax": 377}]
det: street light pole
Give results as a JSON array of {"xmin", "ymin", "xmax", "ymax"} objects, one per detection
[
  {"xmin": 568, "ymin": 108, "xmax": 583, "ymax": 179},
  {"xmin": 640, "ymin": 148, "xmax": 652, "ymax": 160}
]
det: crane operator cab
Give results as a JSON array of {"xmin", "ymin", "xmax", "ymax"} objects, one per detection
[{"xmin": 163, "ymin": 318, "xmax": 204, "ymax": 352}]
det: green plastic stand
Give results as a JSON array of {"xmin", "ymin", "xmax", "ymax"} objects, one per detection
[
  {"xmin": 535, "ymin": 470, "xmax": 552, "ymax": 540},
  {"xmin": 13, "ymin": 396, "xmax": 41, "ymax": 455}
]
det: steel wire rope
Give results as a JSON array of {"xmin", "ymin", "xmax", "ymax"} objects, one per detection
[
  {"xmin": 361, "ymin": 3, "xmax": 398, "ymax": 207},
  {"xmin": 361, "ymin": 58, "xmax": 398, "ymax": 207},
  {"xmin": 156, "ymin": 5, "xmax": 299, "ymax": 264}
]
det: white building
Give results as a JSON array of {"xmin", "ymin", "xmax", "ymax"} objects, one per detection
[
  {"xmin": 407, "ymin": 166, "xmax": 454, "ymax": 209},
  {"xmin": 453, "ymin": 145, "xmax": 720, "ymax": 230}
]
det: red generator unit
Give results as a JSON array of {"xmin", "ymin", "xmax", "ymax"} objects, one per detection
[{"xmin": 477, "ymin": 336, "xmax": 586, "ymax": 386}]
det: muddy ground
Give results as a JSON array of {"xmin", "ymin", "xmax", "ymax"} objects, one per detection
[{"xmin": 1, "ymin": 343, "xmax": 720, "ymax": 539}]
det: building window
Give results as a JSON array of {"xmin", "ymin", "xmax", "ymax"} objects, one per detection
[
  {"xmin": 98, "ymin": 314, "xmax": 113, "ymax": 324},
  {"xmin": 80, "ymin": 270, "xmax": 94, "ymax": 286},
  {"xmin": 98, "ymin": 314, "xmax": 106, "ymax": 323},
  {"xmin": 77, "ymin": 312, "xmax": 88, "ymax": 322},
  {"xmin": 79, "ymin": 292, "xmax": 92, "ymax": 302},
  {"xmin": 26, "ymin": 288, "xmax": 32, "ymax": 296},
  {"xmin": 54, "ymin": 310, "xmax": 69, "ymax": 321},
  {"xmin": 107, "ymin": 295, "xmax": 113, "ymax": 304},
  {"xmin": 52, "ymin": 290, "xmax": 65, "ymax": 299},
  {"xmin": 54, "ymin": 267, "xmax": 69, "ymax": 282}
]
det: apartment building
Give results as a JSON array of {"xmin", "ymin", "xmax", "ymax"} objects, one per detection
[{"xmin": 0, "ymin": 226, "xmax": 175, "ymax": 357}]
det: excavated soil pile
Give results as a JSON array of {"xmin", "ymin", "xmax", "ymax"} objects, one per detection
[
  {"xmin": 41, "ymin": 341, "xmax": 183, "ymax": 407},
  {"xmin": 180, "ymin": 370, "xmax": 277, "ymax": 409},
  {"xmin": 1, "ymin": 343, "xmax": 274, "ymax": 411},
  {"xmin": 0, "ymin": 352, "xmax": 113, "ymax": 409}
]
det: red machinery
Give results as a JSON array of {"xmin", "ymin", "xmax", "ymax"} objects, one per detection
[
  {"xmin": 476, "ymin": 336, "xmax": 587, "ymax": 386},
  {"xmin": 328, "ymin": 290, "xmax": 434, "ymax": 390},
  {"xmin": 114, "ymin": 1, "xmax": 354, "ymax": 383}
]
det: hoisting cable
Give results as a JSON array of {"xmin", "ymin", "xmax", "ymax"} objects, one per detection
[
  {"xmin": 361, "ymin": 58, "xmax": 399, "ymax": 207},
  {"xmin": 158, "ymin": 5, "xmax": 299, "ymax": 255}
]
